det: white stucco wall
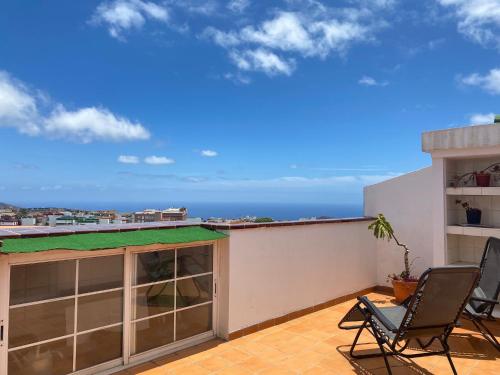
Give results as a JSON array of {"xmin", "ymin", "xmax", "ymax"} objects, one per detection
[
  {"xmin": 225, "ymin": 221, "xmax": 377, "ymax": 334},
  {"xmin": 364, "ymin": 167, "xmax": 434, "ymax": 286}
]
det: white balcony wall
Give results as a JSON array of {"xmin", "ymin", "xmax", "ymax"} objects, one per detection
[
  {"xmin": 224, "ymin": 221, "xmax": 377, "ymax": 334},
  {"xmin": 364, "ymin": 167, "xmax": 434, "ymax": 286}
]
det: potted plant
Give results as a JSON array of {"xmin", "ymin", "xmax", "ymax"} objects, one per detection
[
  {"xmin": 369, "ymin": 214, "xmax": 418, "ymax": 303},
  {"xmin": 455, "ymin": 200, "xmax": 482, "ymax": 225},
  {"xmin": 453, "ymin": 162, "xmax": 500, "ymax": 187},
  {"xmin": 474, "ymin": 171, "xmax": 491, "ymax": 187}
]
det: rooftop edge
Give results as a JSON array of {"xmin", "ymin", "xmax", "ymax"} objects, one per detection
[{"xmin": 422, "ymin": 123, "xmax": 500, "ymax": 153}]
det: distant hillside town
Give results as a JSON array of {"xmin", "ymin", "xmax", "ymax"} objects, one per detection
[
  {"xmin": 0, "ymin": 203, "xmax": 285, "ymax": 226},
  {"xmin": 0, "ymin": 204, "xmax": 190, "ymax": 227}
]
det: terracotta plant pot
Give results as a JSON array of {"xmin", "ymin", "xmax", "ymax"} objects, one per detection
[
  {"xmin": 475, "ymin": 172, "xmax": 491, "ymax": 187},
  {"xmin": 392, "ymin": 279, "xmax": 418, "ymax": 303}
]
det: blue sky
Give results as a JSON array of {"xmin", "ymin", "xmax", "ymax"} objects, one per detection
[{"xmin": 1, "ymin": 0, "xmax": 500, "ymax": 206}]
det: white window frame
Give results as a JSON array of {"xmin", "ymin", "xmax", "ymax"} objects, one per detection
[
  {"xmin": 0, "ymin": 239, "xmax": 219, "ymax": 375},
  {"xmin": 126, "ymin": 241, "xmax": 219, "ymax": 366}
]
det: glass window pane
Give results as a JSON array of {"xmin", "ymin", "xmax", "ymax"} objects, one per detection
[
  {"xmin": 77, "ymin": 290, "xmax": 123, "ymax": 332},
  {"xmin": 133, "ymin": 282, "xmax": 174, "ymax": 320},
  {"xmin": 79, "ymin": 255, "xmax": 123, "ymax": 294},
  {"xmin": 176, "ymin": 304, "xmax": 212, "ymax": 341},
  {"xmin": 8, "ymin": 337, "xmax": 73, "ymax": 375},
  {"xmin": 176, "ymin": 275, "xmax": 213, "ymax": 308},
  {"xmin": 135, "ymin": 250, "xmax": 175, "ymax": 285},
  {"xmin": 10, "ymin": 260, "xmax": 76, "ymax": 305},
  {"xmin": 133, "ymin": 313, "xmax": 174, "ymax": 354},
  {"xmin": 177, "ymin": 245, "xmax": 212, "ymax": 277},
  {"xmin": 9, "ymin": 299, "xmax": 75, "ymax": 348},
  {"xmin": 76, "ymin": 326, "xmax": 122, "ymax": 371}
]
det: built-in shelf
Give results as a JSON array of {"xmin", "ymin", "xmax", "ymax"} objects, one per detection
[
  {"xmin": 448, "ymin": 260, "xmax": 480, "ymax": 266},
  {"xmin": 446, "ymin": 187, "xmax": 500, "ymax": 195},
  {"xmin": 447, "ymin": 225, "xmax": 500, "ymax": 237}
]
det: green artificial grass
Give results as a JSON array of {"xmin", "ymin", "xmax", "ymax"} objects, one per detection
[{"xmin": 0, "ymin": 226, "xmax": 226, "ymax": 253}]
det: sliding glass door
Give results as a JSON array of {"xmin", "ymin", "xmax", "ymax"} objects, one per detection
[
  {"xmin": 8, "ymin": 255, "xmax": 124, "ymax": 375},
  {"xmin": 130, "ymin": 245, "xmax": 214, "ymax": 355}
]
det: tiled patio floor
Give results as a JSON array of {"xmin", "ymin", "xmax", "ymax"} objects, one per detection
[{"xmin": 118, "ymin": 293, "xmax": 499, "ymax": 375}]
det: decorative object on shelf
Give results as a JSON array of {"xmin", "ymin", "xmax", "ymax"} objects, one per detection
[
  {"xmin": 456, "ymin": 200, "xmax": 482, "ymax": 225},
  {"xmin": 452, "ymin": 162, "xmax": 500, "ymax": 187},
  {"xmin": 475, "ymin": 172, "xmax": 491, "ymax": 187},
  {"xmin": 368, "ymin": 214, "xmax": 418, "ymax": 303}
]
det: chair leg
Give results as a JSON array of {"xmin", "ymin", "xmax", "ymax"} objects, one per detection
[
  {"xmin": 349, "ymin": 319, "xmax": 368, "ymax": 358},
  {"xmin": 440, "ymin": 338, "xmax": 457, "ymax": 375},
  {"xmin": 471, "ymin": 318, "xmax": 500, "ymax": 351},
  {"xmin": 349, "ymin": 319, "xmax": 393, "ymax": 375},
  {"xmin": 374, "ymin": 332, "xmax": 393, "ymax": 375}
]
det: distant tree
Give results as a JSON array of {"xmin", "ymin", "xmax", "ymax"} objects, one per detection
[
  {"xmin": 17, "ymin": 208, "xmax": 29, "ymax": 218},
  {"xmin": 254, "ymin": 217, "xmax": 274, "ymax": 223}
]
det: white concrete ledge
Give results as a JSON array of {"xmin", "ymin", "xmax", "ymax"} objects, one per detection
[{"xmin": 422, "ymin": 123, "xmax": 500, "ymax": 153}]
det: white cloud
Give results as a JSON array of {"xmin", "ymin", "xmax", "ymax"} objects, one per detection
[
  {"xmin": 202, "ymin": 27, "xmax": 241, "ymax": 48},
  {"xmin": 92, "ymin": 0, "xmax": 169, "ymax": 39},
  {"xmin": 201, "ymin": 149, "xmax": 218, "ymax": 157},
  {"xmin": 40, "ymin": 185, "xmax": 63, "ymax": 191},
  {"xmin": 223, "ymin": 72, "xmax": 251, "ymax": 84},
  {"xmin": 197, "ymin": 173, "xmax": 400, "ymax": 189},
  {"xmin": 174, "ymin": 0, "xmax": 219, "ymax": 15},
  {"xmin": 0, "ymin": 71, "xmax": 40, "ymax": 135},
  {"xmin": 202, "ymin": 2, "xmax": 388, "ymax": 77},
  {"xmin": 240, "ymin": 12, "xmax": 315, "ymax": 55},
  {"xmin": 144, "ymin": 155, "xmax": 175, "ymax": 165},
  {"xmin": 44, "ymin": 106, "xmax": 150, "ymax": 143},
  {"xmin": 118, "ymin": 155, "xmax": 140, "ymax": 164},
  {"xmin": 230, "ymin": 49, "xmax": 295, "ymax": 76},
  {"xmin": 358, "ymin": 75, "xmax": 388, "ymax": 86},
  {"xmin": 437, "ymin": 0, "xmax": 500, "ymax": 48},
  {"xmin": 0, "ymin": 70, "xmax": 151, "ymax": 142},
  {"xmin": 461, "ymin": 68, "xmax": 500, "ymax": 94},
  {"xmin": 227, "ymin": 0, "xmax": 250, "ymax": 13},
  {"xmin": 470, "ymin": 112, "xmax": 495, "ymax": 124}
]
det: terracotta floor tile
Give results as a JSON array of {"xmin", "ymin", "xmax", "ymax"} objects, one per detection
[
  {"xmin": 116, "ymin": 293, "xmax": 499, "ymax": 375},
  {"xmin": 216, "ymin": 346, "xmax": 252, "ymax": 363},
  {"xmin": 167, "ymin": 364, "xmax": 210, "ymax": 375},
  {"xmin": 257, "ymin": 365, "xmax": 297, "ymax": 375},
  {"xmin": 213, "ymin": 363, "xmax": 254, "ymax": 375},
  {"xmin": 195, "ymin": 355, "xmax": 231, "ymax": 372},
  {"xmin": 238, "ymin": 356, "xmax": 274, "ymax": 372}
]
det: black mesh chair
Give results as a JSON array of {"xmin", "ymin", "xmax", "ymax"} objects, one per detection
[
  {"xmin": 339, "ymin": 266, "xmax": 480, "ymax": 375},
  {"xmin": 463, "ymin": 237, "xmax": 500, "ymax": 350}
]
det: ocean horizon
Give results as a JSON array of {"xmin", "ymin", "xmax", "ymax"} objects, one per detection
[{"xmin": 14, "ymin": 201, "xmax": 364, "ymax": 221}]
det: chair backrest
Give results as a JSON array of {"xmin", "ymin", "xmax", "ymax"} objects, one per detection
[
  {"xmin": 478, "ymin": 237, "xmax": 500, "ymax": 301},
  {"xmin": 396, "ymin": 266, "xmax": 480, "ymax": 340}
]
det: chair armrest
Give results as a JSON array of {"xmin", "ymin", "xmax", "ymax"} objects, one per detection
[
  {"xmin": 357, "ymin": 296, "xmax": 399, "ymax": 333},
  {"xmin": 470, "ymin": 296, "xmax": 499, "ymax": 305}
]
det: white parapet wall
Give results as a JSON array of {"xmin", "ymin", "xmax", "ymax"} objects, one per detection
[
  {"xmin": 220, "ymin": 220, "xmax": 378, "ymax": 335},
  {"xmin": 364, "ymin": 167, "xmax": 434, "ymax": 286}
]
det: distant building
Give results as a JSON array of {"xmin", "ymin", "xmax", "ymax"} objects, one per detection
[
  {"xmin": 21, "ymin": 217, "xmax": 37, "ymax": 226},
  {"xmin": 133, "ymin": 209, "xmax": 161, "ymax": 223},
  {"xmin": 161, "ymin": 208, "xmax": 187, "ymax": 221},
  {"xmin": 133, "ymin": 208, "xmax": 187, "ymax": 223},
  {"xmin": 0, "ymin": 215, "xmax": 18, "ymax": 226}
]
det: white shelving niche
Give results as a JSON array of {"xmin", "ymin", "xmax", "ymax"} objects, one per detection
[{"xmin": 445, "ymin": 156, "xmax": 500, "ymax": 265}]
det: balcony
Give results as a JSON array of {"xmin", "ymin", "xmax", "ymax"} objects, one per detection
[
  {"xmin": 117, "ymin": 292, "xmax": 499, "ymax": 375},
  {"xmin": 0, "ymin": 215, "xmax": 498, "ymax": 375}
]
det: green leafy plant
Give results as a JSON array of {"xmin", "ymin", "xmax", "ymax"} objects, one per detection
[
  {"xmin": 254, "ymin": 217, "xmax": 274, "ymax": 223},
  {"xmin": 368, "ymin": 214, "xmax": 416, "ymax": 281}
]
